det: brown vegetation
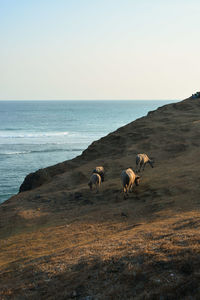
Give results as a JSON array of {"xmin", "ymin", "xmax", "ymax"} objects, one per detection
[{"xmin": 1, "ymin": 96, "xmax": 200, "ymax": 299}]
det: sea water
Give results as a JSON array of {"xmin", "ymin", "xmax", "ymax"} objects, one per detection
[{"xmin": 0, "ymin": 100, "xmax": 174, "ymax": 203}]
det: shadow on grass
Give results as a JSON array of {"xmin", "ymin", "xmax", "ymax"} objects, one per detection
[
  {"xmin": 173, "ymin": 217, "xmax": 200, "ymax": 230},
  {"xmin": 1, "ymin": 247, "xmax": 200, "ymax": 300}
]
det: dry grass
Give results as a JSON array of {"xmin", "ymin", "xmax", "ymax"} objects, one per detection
[
  {"xmin": 1, "ymin": 198, "xmax": 200, "ymax": 299},
  {"xmin": 1, "ymin": 97, "xmax": 200, "ymax": 299}
]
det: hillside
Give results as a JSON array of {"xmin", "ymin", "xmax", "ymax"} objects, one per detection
[{"xmin": 1, "ymin": 96, "xmax": 200, "ymax": 299}]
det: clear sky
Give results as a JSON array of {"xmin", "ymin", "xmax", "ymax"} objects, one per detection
[{"xmin": 0, "ymin": 0, "xmax": 200, "ymax": 100}]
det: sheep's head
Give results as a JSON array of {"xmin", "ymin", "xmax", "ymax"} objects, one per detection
[
  {"xmin": 149, "ymin": 159, "xmax": 154, "ymax": 168},
  {"xmin": 135, "ymin": 175, "xmax": 140, "ymax": 186}
]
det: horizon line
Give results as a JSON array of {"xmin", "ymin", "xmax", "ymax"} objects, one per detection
[{"xmin": 0, "ymin": 99, "xmax": 179, "ymax": 101}]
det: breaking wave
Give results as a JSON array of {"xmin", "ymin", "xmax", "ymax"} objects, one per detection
[
  {"xmin": 0, "ymin": 148, "xmax": 84, "ymax": 156},
  {"xmin": 0, "ymin": 131, "xmax": 69, "ymax": 138}
]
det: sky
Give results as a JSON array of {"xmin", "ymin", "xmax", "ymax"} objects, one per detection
[{"xmin": 0, "ymin": 0, "xmax": 200, "ymax": 100}]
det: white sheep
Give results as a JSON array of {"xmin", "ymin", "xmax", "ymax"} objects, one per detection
[
  {"xmin": 136, "ymin": 153, "xmax": 154, "ymax": 172},
  {"xmin": 121, "ymin": 168, "xmax": 140, "ymax": 196}
]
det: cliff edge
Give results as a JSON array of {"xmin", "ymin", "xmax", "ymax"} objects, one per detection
[{"xmin": 1, "ymin": 96, "xmax": 200, "ymax": 299}]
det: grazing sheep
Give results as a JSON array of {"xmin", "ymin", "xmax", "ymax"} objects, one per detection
[
  {"xmin": 121, "ymin": 168, "xmax": 140, "ymax": 196},
  {"xmin": 88, "ymin": 173, "xmax": 101, "ymax": 191},
  {"xmin": 136, "ymin": 153, "xmax": 154, "ymax": 172},
  {"xmin": 92, "ymin": 166, "xmax": 105, "ymax": 182}
]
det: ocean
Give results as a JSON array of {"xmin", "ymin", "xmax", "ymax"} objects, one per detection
[{"xmin": 0, "ymin": 100, "xmax": 174, "ymax": 204}]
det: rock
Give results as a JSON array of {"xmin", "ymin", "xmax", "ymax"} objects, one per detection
[
  {"xmin": 19, "ymin": 169, "xmax": 51, "ymax": 192},
  {"xmin": 74, "ymin": 192, "xmax": 83, "ymax": 199},
  {"xmin": 121, "ymin": 212, "xmax": 128, "ymax": 217}
]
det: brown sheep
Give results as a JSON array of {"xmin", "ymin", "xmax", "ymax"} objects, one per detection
[
  {"xmin": 88, "ymin": 173, "xmax": 101, "ymax": 192},
  {"xmin": 121, "ymin": 168, "xmax": 140, "ymax": 196},
  {"xmin": 136, "ymin": 153, "xmax": 154, "ymax": 172},
  {"xmin": 92, "ymin": 166, "xmax": 105, "ymax": 182}
]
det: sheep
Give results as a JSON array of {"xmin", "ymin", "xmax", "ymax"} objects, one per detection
[
  {"xmin": 136, "ymin": 153, "xmax": 154, "ymax": 172},
  {"xmin": 88, "ymin": 173, "xmax": 101, "ymax": 192},
  {"xmin": 92, "ymin": 166, "xmax": 105, "ymax": 182},
  {"xmin": 121, "ymin": 168, "xmax": 140, "ymax": 197}
]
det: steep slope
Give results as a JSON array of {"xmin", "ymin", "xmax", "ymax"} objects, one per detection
[{"xmin": 1, "ymin": 96, "xmax": 200, "ymax": 299}]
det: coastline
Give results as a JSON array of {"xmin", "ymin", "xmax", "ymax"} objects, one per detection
[
  {"xmin": 0, "ymin": 100, "xmax": 174, "ymax": 204},
  {"xmin": 1, "ymin": 96, "xmax": 200, "ymax": 299}
]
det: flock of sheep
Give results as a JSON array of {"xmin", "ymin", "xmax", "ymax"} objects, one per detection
[{"xmin": 88, "ymin": 153, "xmax": 154, "ymax": 197}]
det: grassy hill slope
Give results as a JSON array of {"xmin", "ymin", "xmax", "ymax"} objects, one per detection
[{"xmin": 1, "ymin": 97, "xmax": 200, "ymax": 299}]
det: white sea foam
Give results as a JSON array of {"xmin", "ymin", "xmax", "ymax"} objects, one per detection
[
  {"xmin": 0, "ymin": 131, "xmax": 69, "ymax": 138},
  {"xmin": 0, "ymin": 148, "xmax": 83, "ymax": 155},
  {"xmin": 1, "ymin": 151, "xmax": 31, "ymax": 155}
]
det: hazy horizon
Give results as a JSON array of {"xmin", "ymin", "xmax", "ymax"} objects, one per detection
[
  {"xmin": 0, "ymin": 99, "xmax": 178, "ymax": 101},
  {"xmin": 1, "ymin": 0, "xmax": 200, "ymax": 101}
]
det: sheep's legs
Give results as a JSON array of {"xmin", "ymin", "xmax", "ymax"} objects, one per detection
[
  {"xmin": 96, "ymin": 182, "xmax": 101, "ymax": 193},
  {"xmin": 136, "ymin": 164, "xmax": 141, "ymax": 172},
  {"xmin": 124, "ymin": 192, "xmax": 128, "ymax": 199},
  {"xmin": 123, "ymin": 186, "xmax": 128, "ymax": 199},
  {"xmin": 129, "ymin": 184, "xmax": 134, "ymax": 193},
  {"xmin": 138, "ymin": 162, "xmax": 143, "ymax": 172},
  {"xmin": 143, "ymin": 163, "xmax": 146, "ymax": 171}
]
